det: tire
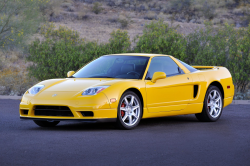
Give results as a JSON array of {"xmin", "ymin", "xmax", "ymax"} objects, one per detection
[
  {"xmin": 195, "ymin": 86, "xmax": 223, "ymax": 122},
  {"xmin": 116, "ymin": 91, "xmax": 142, "ymax": 129},
  {"xmin": 33, "ymin": 120, "xmax": 60, "ymax": 127}
]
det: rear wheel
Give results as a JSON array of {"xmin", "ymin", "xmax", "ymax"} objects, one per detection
[
  {"xmin": 195, "ymin": 86, "xmax": 223, "ymax": 122},
  {"xmin": 116, "ymin": 91, "xmax": 142, "ymax": 130},
  {"xmin": 33, "ymin": 120, "xmax": 60, "ymax": 127}
]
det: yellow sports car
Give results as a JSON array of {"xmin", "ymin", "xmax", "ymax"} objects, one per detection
[{"xmin": 20, "ymin": 54, "xmax": 234, "ymax": 129}]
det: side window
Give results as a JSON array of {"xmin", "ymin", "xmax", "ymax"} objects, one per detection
[{"xmin": 146, "ymin": 56, "xmax": 182, "ymax": 80}]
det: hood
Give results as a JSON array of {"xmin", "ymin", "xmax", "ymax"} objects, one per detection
[{"xmin": 43, "ymin": 78, "xmax": 116, "ymax": 92}]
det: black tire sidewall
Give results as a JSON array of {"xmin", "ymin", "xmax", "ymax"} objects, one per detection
[
  {"xmin": 34, "ymin": 120, "xmax": 60, "ymax": 127},
  {"xmin": 117, "ymin": 91, "xmax": 142, "ymax": 129},
  {"xmin": 203, "ymin": 86, "xmax": 224, "ymax": 121}
]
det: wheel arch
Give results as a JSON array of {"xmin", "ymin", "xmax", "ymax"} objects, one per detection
[
  {"xmin": 123, "ymin": 88, "xmax": 144, "ymax": 115},
  {"xmin": 208, "ymin": 81, "xmax": 224, "ymax": 99}
]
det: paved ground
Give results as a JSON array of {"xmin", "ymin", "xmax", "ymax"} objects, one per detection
[{"xmin": 0, "ymin": 99, "xmax": 249, "ymax": 166}]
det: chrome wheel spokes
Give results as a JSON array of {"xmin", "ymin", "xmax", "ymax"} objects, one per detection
[
  {"xmin": 120, "ymin": 95, "xmax": 140, "ymax": 126},
  {"xmin": 207, "ymin": 90, "xmax": 222, "ymax": 118}
]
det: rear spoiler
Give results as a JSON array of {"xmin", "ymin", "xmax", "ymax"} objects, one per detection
[{"xmin": 192, "ymin": 66, "xmax": 222, "ymax": 69}]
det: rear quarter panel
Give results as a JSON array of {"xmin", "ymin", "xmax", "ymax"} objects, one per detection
[{"xmin": 190, "ymin": 67, "xmax": 234, "ymax": 107}]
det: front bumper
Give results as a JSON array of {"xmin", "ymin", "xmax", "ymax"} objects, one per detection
[
  {"xmin": 20, "ymin": 92, "xmax": 118, "ymax": 121},
  {"xmin": 20, "ymin": 117, "xmax": 116, "ymax": 123}
]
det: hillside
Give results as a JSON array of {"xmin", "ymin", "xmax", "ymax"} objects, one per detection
[{"xmin": 45, "ymin": 0, "xmax": 249, "ymax": 43}]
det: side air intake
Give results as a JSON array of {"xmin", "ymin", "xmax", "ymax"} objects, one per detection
[{"xmin": 194, "ymin": 85, "xmax": 198, "ymax": 98}]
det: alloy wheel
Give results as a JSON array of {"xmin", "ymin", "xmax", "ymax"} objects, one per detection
[
  {"xmin": 120, "ymin": 95, "xmax": 140, "ymax": 126},
  {"xmin": 207, "ymin": 90, "xmax": 222, "ymax": 118}
]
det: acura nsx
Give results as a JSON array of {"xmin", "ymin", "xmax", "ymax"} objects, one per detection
[{"xmin": 20, "ymin": 54, "xmax": 234, "ymax": 129}]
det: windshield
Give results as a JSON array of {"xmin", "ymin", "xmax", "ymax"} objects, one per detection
[{"xmin": 73, "ymin": 55, "xmax": 150, "ymax": 79}]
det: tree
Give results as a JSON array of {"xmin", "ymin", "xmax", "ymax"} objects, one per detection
[{"xmin": 0, "ymin": 0, "xmax": 47, "ymax": 50}]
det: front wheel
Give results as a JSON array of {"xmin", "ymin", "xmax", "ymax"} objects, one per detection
[
  {"xmin": 34, "ymin": 120, "xmax": 60, "ymax": 127},
  {"xmin": 116, "ymin": 91, "xmax": 142, "ymax": 129},
  {"xmin": 195, "ymin": 86, "xmax": 223, "ymax": 122}
]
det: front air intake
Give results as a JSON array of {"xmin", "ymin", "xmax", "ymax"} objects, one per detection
[
  {"xmin": 81, "ymin": 111, "xmax": 94, "ymax": 117},
  {"xmin": 22, "ymin": 110, "xmax": 28, "ymax": 115},
  {"xmin": 34, "ymin": 106, "xmax": 74, "ymax": 117}
]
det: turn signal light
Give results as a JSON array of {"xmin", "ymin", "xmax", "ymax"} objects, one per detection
[{"xmin": 110, "ymin": 98, "xmax": 116, "ymax": 103}]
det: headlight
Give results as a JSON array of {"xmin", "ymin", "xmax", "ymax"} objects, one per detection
[
  {"xmin": 82, "ymin": 86, "xmax": 109, "ymax": 95},
  {"xmin": 28, "ymin": 85, "xmax": 45, "ymax": 95}
]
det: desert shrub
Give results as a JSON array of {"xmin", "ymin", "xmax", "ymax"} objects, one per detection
[
  {"xmin": 0, "ymin": 67, "xmax": 38, "ymax": 96},
  {"xmin": 118, "ymin": 15, "xmax": 129, "ymax": 28},
  {"xmin": 108, "ymin": 29, "xmax": 131, "ymax": 53},
  {"xmin": 0, "ymin": 0, "xmax": 47, "ymax": 50},
  {"xmin": 40, "ymin": 23, "xmax": 80, "ymax": 42},
  {"xmin": 92, "ymin": 2, "xmax": 103, "ymax": 14},
  {"xmin": 201, "ymin": 1, "xmax": 217, "ymax": 20},
  {"xmin": 27, "ymin": 23, "xmax": 131, "ymax": 80},
  {"xmin": 118, "ymin": 15, "xmax": 133, "ymax": 28},
  {"xmin": 134, "ymin": 20, "xmax": 186, "ymax": 61},
  {"xmin": 228, "ymin": 25, "xmax": 250, "ymax": 92},
  {"xmin": 0, "ymin": 61, "xmax": 3, "ymax": 70},
  {"xmin": 77, "ymin": 11, "xmax": 89, "ymax": 20},
  {"xmin": 144, "ymin": 11, "xmax": 157, "ymax": 20},
  {"xmin": 108, "ymin": 15, "xmax": 119, "ymax": 23},
  {"xmin": 170, "ymin": 0, "xmax": 194, "ymax": 21},
  {"xmin": 185, "ymin": 22, "xmax": 250, "ymax": 92}
]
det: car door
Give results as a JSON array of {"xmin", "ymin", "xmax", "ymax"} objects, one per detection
[{"xmin": 145, "ymin": 56, "xmax": 193, "ymax": 113}]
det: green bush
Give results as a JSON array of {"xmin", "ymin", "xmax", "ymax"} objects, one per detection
[
  {"xmin": 185, "ymin": 22, "xmax": 250, "ymax": 92},
  {"xmin": 228, "ymin": 25, "xmax": 250, "ymax": 92},
  {"xmin": 27, "ymin": 21, "xmax": 250, "ymax": 94},
  {"xmin": 108, "ymin": 29, "xmax": 131, "ymax": 53},
  {"xmin": 27, "ymin": 23, "xmax": 130, "ymax": 80},
  {"xmin": 92, "ymin": 2, "xmax": 103, "ymax": 14},
  {"xmin": 134, "ymin": 20, "xmax": 187, "ymax": 61}
]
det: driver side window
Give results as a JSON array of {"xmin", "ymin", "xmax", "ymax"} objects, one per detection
[{"xmin": 146, "ymin": 56, "xmax": 183, "ymax": 80}]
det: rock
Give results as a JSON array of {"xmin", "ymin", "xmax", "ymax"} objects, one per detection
[
  {"xmin": 241, "ymin": 20, "xmax": 249, "ymax": 27},
  {"xmin": 130, "ymin": 4, "xmax": 135, "ymax": 10},
  {"xmin": 160, "ymin": 8, "xmax": 167, "ymax": 13},
  {"xmin": 61, "ymin": 2, "xmax": 72, "ymax": 8},
  {"xmin": 235, "ymin": 22, "xmax": 241, "ymax": 28},
  {"xmin": 150, "ymin": 7, "xmax": 160, "ymax": 12},
  {"xmin": 115, "ymin": 0, "xmax": 123, "ymax": 6},
  {"xmin": 140, "ymin": 5, "xmax": 146, "ymax": 11},
  {"xmin": 189, "ymin": 19, "xmax": 196, "ymax": 23},
  {"xmin": 68, "ymin": 6, "xmax": 75, "ymax": 12},
  {"xmin": 108, "ymin": 1, "xmax": 115, "ymax": 7},
  {"xmin": 144, "ymin": 11, "xmax": 157, "ymax": 20},
  {"xmin": 85, "ymin": 0, "xmax": 94, "ymax": 4},
  {"xmin": 49, "ymin": 14, "xmax": 64, "ymax": 22}
]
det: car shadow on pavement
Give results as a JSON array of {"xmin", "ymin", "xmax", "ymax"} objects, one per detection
[{"xmin": 28, "ymin": 115, "xmax": 200, "ymax": 131}]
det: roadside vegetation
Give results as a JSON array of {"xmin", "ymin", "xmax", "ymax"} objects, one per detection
[
  {"xmin": 27, "ymin": 20, "xmax": 250, "ymax": 98},
  {"xmin": 1, "ymin": 0, "xmax": 250, "ymax": 99}
]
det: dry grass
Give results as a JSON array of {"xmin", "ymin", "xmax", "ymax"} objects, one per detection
[
  {"xmin": 54, "ymin": 12, "xmax": 205, "ymax": 46},
  {"xmin": 0, "ymin": 51, "xmax": 37, "ymax": 96},
  {"xmin": 0, "ymin": 67, "xmax": 38, "ymax": 96}
]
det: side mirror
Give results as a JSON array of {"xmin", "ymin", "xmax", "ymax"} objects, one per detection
[
  {"xmin": 151, "ymin": 72, "xmax": 166, "ymax": 83},
  {"xmin": 67, "ymin": 71, "xmax": 75, "ymax": 77}
]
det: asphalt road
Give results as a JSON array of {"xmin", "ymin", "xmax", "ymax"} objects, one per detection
[{"xmin": 0, "ymin": 99, "xmax": 250, "ymax": 166}]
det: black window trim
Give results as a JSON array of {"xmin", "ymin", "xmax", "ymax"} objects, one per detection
[{"xmin": 145, "ymin": 56, "xmax": 185, "ymax": 80}]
